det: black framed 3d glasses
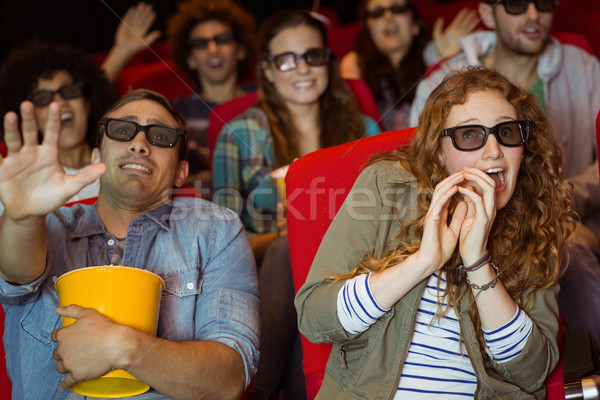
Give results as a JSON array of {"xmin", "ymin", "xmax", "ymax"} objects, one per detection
[
  {"xmin": 188, "ymin": 32, "xmax": 235, "ymax": 50},
  {"xmin": 441, "ymin": 120, "xmax": 533, "ymax": 151},
  {"xmin": 490, "ymin": 0, "xmax": 559, "ymax": 15},
  {"xmin": 267, "ymin": 48, "xmax": 331, "ymax": 72},
  {"xmin": 365, "ymin": 3, "xmax": 411, "ymax": 19},
  {"xmin": 99, "ymin": 117, "xmax": 185, "ymax": 148},
  {"xmin": 27, "ymin": 82, "xmax": 84, "ymax": 107}
]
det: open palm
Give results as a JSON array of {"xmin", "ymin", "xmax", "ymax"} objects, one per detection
[{"xmin": 0, "ymin": 102, "xmax": 105, "ymax": 220}]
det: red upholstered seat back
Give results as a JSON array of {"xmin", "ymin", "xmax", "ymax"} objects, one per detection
[{"xmin": 286, "ymin": 128, "xmax": 415, "ymax": 398}]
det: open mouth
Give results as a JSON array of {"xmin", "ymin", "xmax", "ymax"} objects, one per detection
[
  {"xmin": 121, "ymin": 163, "xmax": 152, "ymax": 174},
  {"xmin": 60, "ymin": 113, "xmax": 74, "ymax": 129},
  {"xmin": 293, "ymin": 80, "xmax": 315, "ymax": 89},
  {"xmin": 485, "ymin": 167, "xmax": 506, "ymax": 189},
  {"xmin": 208, "ymin": 58, "xmax": 223, "ymax": 68}
]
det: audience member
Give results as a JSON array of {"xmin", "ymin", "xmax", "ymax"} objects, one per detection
[
  {"xmin": 0, "ymin": 89, "xmax": 259, "ymax": 399},
  {"xmin": 212, "ymin": 10, "xmax": 381, "ymax": 399},
  {"xmin": 409, "ymin": 0, "xmax": 600, "ymax": 362},
  {"xmin": 0, "ymin": 40, "xmax": 118, "ymax": 212},
  {"xmin": 340, "ymin": 0, "xmax": 478, "ymax": 130},
  {"xmin": 296, "ymin": 66, "xmax": 574, "ymax": 398},
  {"xmin": 168, "ymin": 0, "xmax": 258, "ymax": 194}
]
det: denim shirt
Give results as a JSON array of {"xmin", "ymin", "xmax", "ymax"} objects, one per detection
[{"xmin": 0, "ymin": 197, "xmax": 260, "ymax": 400}]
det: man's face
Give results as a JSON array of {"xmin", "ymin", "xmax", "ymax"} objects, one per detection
[
  {"xmin": 482, "ymin": 2, "xmax": 554, "ymax": 56},
  {"xmin": 186, "ymin": 20, "xmax": 244, "ymax": 88},
  {"xmin": 92, "ymin": 100, "xmax": 188, "ymax": 211}
]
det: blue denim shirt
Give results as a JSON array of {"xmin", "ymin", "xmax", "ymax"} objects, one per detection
[{"xmin": 0, "ymin": 197, "xmax": 260, "ymax": 400}]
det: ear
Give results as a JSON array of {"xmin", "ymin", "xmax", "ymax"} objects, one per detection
[
  {"xmin": 236, "ymin": 44, "xmax": 246, "ymax": 61},
  {"xmin": 187, "ymin": 54, "xmax": 198, "ymax": 71},
  {"xmin": 262, "ymin": 60, "xmax": 275, "ymax": 84},
  {"xmin": 438, "ymin": 150, "xmax": 446, "ymax": 168},
  {"xmin": 91, "ymin": 148, "xmax": 101, "ymax": 164},
  {"xmin": 478, "ymin": 2, "xmax": 496, "ymax": 30},
  {"xmin": 174, "ymin": 160, "xmax": 189, "ymax": 188},
  {"xmin": 411, "ymin": 20, "xmax": 421, "ymax": 37}
]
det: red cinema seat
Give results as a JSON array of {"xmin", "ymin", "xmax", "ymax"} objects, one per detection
[{"xmin": 117, "ymin": 59, "xmax": 195, "ymax": 100}]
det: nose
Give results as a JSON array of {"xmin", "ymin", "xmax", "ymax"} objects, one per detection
[
  {"xmin": 525, "ymin": 2, "xmax": 539, "ymax": 18},
  {"xmin": 296, "ymin": 57, "xmax": 310, "ymax": 74},
  {"xmin": 127, "ymin": 130, "xmax": 151, "ymax": 155},
  {"xmin": 206, "ymin": 39, "xmax": 219, "ymax": 52},
  {"xmin": 482, "ymin": 135, "xmax": 503, "ymax": 160}
]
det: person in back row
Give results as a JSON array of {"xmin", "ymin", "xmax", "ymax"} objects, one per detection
[
  {"xmin": 409, "ymin": 0, "xmax": 600, "ymax": 364},
  {"xmin": 213, "ymin": 10, "xmax": 381, "ymax": 399},
  {"xmin": 168, "ymin": 0, "xmax": 258, "ymax": 195},
  {"xmin": 341, "ymin": 0, "xmax": 479, "ymax": 130}
]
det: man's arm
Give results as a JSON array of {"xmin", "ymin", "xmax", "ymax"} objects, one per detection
[
  {"xmin": 52, "ymin": 306, "xmax": 245, "ymax": 400},
  {"xmin": 0, "ymin": 102, "xmax": 105, "ymax": 284}
]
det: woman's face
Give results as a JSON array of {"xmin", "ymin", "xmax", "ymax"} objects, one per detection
[
  {"xmin": 33, "ymin": 69, "xmax": 91, "ymax": 151},
  {"xmin": 440, "ymin": 90, "xmax": 525, "ymax": 210},
  {"xmin": 262, "ymin": 24, "xmax": 329, "ymax": 109},
  {"xmin": 365, "ymin": 0, "xmax": 420, "ymax": 60}
]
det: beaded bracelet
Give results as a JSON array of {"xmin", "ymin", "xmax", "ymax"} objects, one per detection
[{"xmin": 466, "ymin": 263, "xmax": 502, "ymax": 291}]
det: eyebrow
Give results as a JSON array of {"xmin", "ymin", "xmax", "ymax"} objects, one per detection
[{"xmin": 112, "ymin": 116, "xmax": 169, "ymax": 126}]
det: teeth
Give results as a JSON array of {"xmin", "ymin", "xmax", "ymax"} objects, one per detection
[
  {"xmin": 61, "ymin": 113, "xmax": 73, "ymax": 121},
  {"xmin": 485, "ymin": 167, "xmax": 504, "ymax": 174},
  {"xmin": 121, "ymin": 163, "xmax": 151, "ymax": 173},
  {"xmin": 294, "ymin": 81, "xmax": 313, "ymax": 88},
  {"xmin": 208, "ymin": 58, "xmax": 222, "ymax": 66}
]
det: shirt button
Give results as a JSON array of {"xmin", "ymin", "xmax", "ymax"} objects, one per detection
[
  {"xmin": 187, "ymin": 282, "xmax": 194, "ymax": 290},
  {"xmin": 108, "ymin": 239, "xmax": 115, "ymax": 246},
  {"xmin": 52, "ymin": 275, "xmax": 58, "ymax": 283}
]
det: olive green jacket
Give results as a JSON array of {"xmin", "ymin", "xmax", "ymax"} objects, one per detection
[{"xmin": 295, "ymin": 160, "xmax": 560, "ymax": 399}]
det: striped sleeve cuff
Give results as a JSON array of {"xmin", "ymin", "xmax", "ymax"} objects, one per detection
[
  {"xmin": 337, "ymin": 273, "xmax": 389, "ymax": 334},
  {"xmin": 483, "ymin": 307, "xmax": 533, "ymax": 363}
]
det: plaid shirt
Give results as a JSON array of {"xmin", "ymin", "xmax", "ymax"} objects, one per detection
[{"xmin": 212, "ymin": 107, "xmax": 381, "ymax": 236}]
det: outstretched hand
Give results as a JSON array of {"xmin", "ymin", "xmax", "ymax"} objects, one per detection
[
  {"xmin": 0, "ymin": 101, "xmax": 106, "ymax": 220},
  {"xmin": 432, "ymin": 7, "xmax": 479, "ymax": 60},
  {"xmin": 113, "ymin": 2, "xmax": 161, "ymax": 57}
]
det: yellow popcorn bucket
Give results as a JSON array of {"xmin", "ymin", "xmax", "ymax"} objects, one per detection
[{"xmin": 55, "ymin": 265, "xmax": 165, "ymax": 398}]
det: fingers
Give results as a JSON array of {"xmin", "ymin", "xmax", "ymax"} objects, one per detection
[
  {"xmin": 3, "ymin": 111, "xmax": 22, "ymax": 154},
  {"xmin": 56, "ymin": 304, "xmax": 88, "ymax": 320},
  {"xmin": 41, "ymin": 103, "xmax": 62, "ymax": 148},
  {"xmin": 432, "ymin": 17, "xmax": 444, "ymax": 40},
  {"xmin": 19, "ymin": 101, "xmax": 42, "ymax": 146},
  {"xmin": 449, "ymin": 7, "xmax": 479, "ymax": 32}
]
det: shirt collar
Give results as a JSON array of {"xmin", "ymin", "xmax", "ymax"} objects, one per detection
[{"xmin": 70, "ymin": 201, "xmax": 174, "ymax": 239}]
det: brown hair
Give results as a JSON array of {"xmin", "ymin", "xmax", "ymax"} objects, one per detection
[
  {"xmin": 97, "ymin": 89, "xmax": 187, "ymax": 161},
  {"xmin": 353, "ymin": 0, "xmax": 428, "ymax": 106},
  {"xmin": 167, "ymin": 0, "xmax": 257, "ymax": 87},
  {"xmin": 257, "ymin": 10, "xmax": 369, "ymax": 166},
  {"xmin": 347, "ymin": 66, "xmax": 574, "ymax": 348}
]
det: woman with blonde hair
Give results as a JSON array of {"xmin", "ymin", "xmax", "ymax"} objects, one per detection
[{"xmin": 296, "ymin": 66, "xmax": 574, "ymax": 399}]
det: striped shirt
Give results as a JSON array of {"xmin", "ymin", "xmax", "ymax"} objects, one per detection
[{"xmin": 337, "ymin": 273, "xmax": 533, "ymax": 398}]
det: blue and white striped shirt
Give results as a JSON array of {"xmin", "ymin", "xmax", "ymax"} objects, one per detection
[{"xmin": 337, "ymin": 273, "xmax": 532, "ymax": 399}]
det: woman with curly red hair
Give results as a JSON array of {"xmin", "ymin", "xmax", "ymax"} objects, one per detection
[{"xmin": 296, "ymin": 66, "xmax": 575, "ymax": 399}]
